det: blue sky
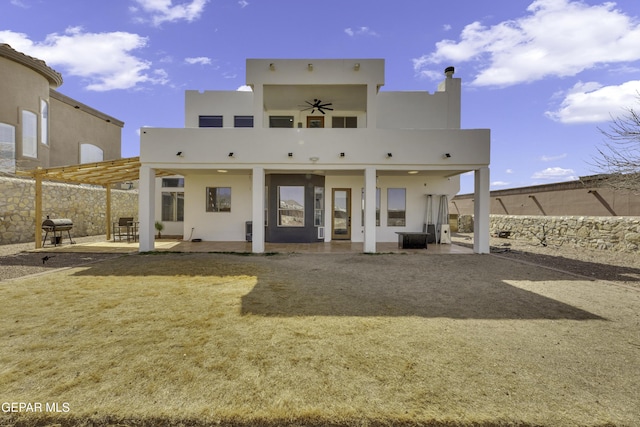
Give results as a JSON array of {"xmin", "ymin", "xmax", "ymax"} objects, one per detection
[{"xmin": 2, "ymin": 0, "xmax": 640, "ymax": 194}]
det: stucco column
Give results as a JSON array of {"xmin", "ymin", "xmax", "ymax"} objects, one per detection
[
  {"xmin": 474, "ymin": 167, "xmax": 490, "ymax": 254},
  {"xmin": 363, "ymin": 167, "xmax": 377, "ymax": 253},
  {"xmin": 251, "ymin": 167, "xmax": 265, "ymax": 253},
  {"xmin": 138, "ymin": 165, "xmax": 156, "ymax": 252},
  {"xmin": 252, "ymin": 83, "xmax": 263, "ymax": 128},
  {"xmin": 366, "ymin": 84, "xmax": 377, "ymax": 129}
]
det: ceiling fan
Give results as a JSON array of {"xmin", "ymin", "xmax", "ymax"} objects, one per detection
[{"xmin": 301, "ymin": 99, "xmax": 334, "ymax": 115}]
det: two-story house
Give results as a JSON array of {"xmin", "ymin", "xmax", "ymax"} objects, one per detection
[{"xmin": 139, "ymin": 59, "xmax": 491, "ymax": 253}]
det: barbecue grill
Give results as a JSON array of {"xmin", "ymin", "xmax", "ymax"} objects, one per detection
[{"xmin": 41, "ymin": 218, "xmax": 75, "ymax": 246}]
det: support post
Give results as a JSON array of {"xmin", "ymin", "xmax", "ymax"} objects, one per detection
[
  {"xmin": 34, "ymin": 172, "xmax": 42, "ymax": 249},
  {"xmin": 105, "ymin": 185, "xmax": 112, "ymax": 241},
  {"xmin": 251, "ymin": 167, "xmax": 265, "ymax": 253},
  {"xmin": 363, "ymin": 167, "xmax": 377, "ymax": 253},
  {"xmin": 138, "ymin": 165, "xmax": 156, "ymax": 252},
  {"xmin": 474, "ymin": 167, "xmax": 490, "ymax": 254}
]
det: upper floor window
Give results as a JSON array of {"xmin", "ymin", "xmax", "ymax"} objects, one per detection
[
  {"xmin": 332, "ymin": 116, "xmax": 357, "ymax": 128},
  {"xmin": 162, "ymin": 177, "xmax": 184, "ymax": 187},
  {"xmin": 0, "ymin": 123, "xmax": 16, "ymax": 174},
  {"xmin": 21, "ymin": 110, "xmax": 37, "ymax": 158},
  {"xmin": 199, "ymin": 115, "xmax": 223, "ymax": 127},
  {"xmin": 80, "ymin": 143, "xmax": 104, "ymax": 163},
  {"xmin": 269, "ymin": 116, "xmax": 294, "ymax": 128},
  {"xmin": 234, "ymin": 115, "xmax": 253, "ymax": 128},
  {"xmin": 41, "ymin": 100, "xmax": 49, "ymax": 146}
]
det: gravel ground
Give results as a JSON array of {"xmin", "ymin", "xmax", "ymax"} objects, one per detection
[
  {"xmin": 1, "ymin": 233, "xmax": 639, "ymax": 287},
  {"xmin": 0, "ymin": 235, "xmax": 124, "ymax": 282}
]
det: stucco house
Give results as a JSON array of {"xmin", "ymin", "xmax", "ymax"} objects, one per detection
[
  {"xmin": 139, "ymin": 59, "xmax": 491, "ymax": 253},
  {"xmin": 0, "ymin": 43, "xmax": 123, "ymax": 174}
]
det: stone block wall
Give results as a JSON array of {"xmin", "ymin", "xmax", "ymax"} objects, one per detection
[
  {"xmin": 0, "ymin": 176, "xmax": 138, "ymax": 245},
  {"xmin": 458, "ymin": 214, "xmax": 640, "ymax": 252}
]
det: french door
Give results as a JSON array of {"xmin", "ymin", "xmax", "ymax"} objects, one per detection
[{"xmin": 332, "ymin": 188, "xmax": 351, "ymax": 240}]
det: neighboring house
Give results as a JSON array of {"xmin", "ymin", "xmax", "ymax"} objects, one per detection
[
  {"xmin": 451, "ymin": 175, "xmax": 640, "ymax": 217},
  {"xmin": 140, "ymin": 59, "xmax": 491, "ymax": 253},
  {"xmin": 0, "ymin": 44, "xmax": 123, "ymax": 174}
]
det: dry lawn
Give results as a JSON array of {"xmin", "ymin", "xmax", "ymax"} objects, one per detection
[{"xmin": 1, "ymin": 252, "xmax": 639, "ymax": 427}]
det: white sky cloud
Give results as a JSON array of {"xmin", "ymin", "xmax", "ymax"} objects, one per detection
[
  {"xmin": 413, "ymin": 0, "xmax": 640, "ymax": 87},
  {"xmin": 540, "ymin": 153, "xmax": 567, "ymax": 162},
  {"xmin": 132, "ymin": 0, "xmax": 209, "ymax": 26},
  {"xmin": 344, "ymin": 27, "xmax": 378, "ymax": 37},
  {"xmin": 491, "ymin": 181, "xmax": 510, "ymax": 188},
  {"xmin": 0, "ymin": 27, "xmax": 166, "ymax": 91},
  {"xmin": 531, "ymin": 166, "xmax": 577, "ymax": 181},
  {"xmin": 238, "ymin": 0, "xmax": 249, "ymax": 7},
  {"xmin": 236, "ymin": 85, "xmax": 252, "ymax": 92},
  {"xmin": 185, "ymin": 56, "xmax": 211, "ymax": 65},
  {"xmin": 545, "ymin": 80, "xmax": 640, "ymax": 123}
]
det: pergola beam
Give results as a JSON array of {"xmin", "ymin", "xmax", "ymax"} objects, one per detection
[{"xmin": 16, "ymin": 157, "xmax": 174, "ymax": 249}]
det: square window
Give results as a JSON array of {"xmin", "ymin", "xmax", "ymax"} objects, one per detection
[
  {"xmin": 199, "ymin": 115, "xmax": 223, "ymax": 127},
  {"xmin": 206, "ymin": 187, "xmax": 232, "ymax": 212},
  {"xmin": 234, "ymin": 115, "xmax": 254, "ymax": 128}
]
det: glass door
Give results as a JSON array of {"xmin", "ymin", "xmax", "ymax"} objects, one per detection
[{"xmin": 332, "ymin": 188, "xmax": 351, "ymax": 240}]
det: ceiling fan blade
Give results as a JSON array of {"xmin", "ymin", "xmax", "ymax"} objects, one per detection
[{"xmin": 319, "ymin": 109, "xmax": 326, "ymax": 115}]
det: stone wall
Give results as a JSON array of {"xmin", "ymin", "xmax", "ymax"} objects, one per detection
[
  {"xmin": 458, "ymin": 214, "xmax": 640, "ymax": 252},
  {"xmin": 0, "ymin": 176, "xmax": 138, "ymax": 245}
]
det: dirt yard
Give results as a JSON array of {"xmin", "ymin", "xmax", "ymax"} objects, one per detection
[{"xmin": 1, "ymin": 242, "xmax": 639, "ymax": 426}]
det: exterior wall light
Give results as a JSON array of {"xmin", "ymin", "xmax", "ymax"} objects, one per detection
[
  {"xmin": 228, "ymin": 152, "xmax": 234, "ymax": 157},
  {"xmin": 176, "ymin": 151, "xmax": 183, "ymax": 157},
  {"xmin": 443, "ymin": 153, "xmax": 451, "ymax": 159},
  {"xmin": 269, "ymin": 63, "xmax": 275, "ymax": 71},
  {"xmin": 354, "ymin": 63, "xmax": 360, "ymax": 71},
  {"xmin": 339, "ymin": 152, "xmax": 345, "ymax": 157},
  {"xmin": 308, "ymin": 63, "xmax": 313, "ymax": 71},
  {"xmin": 386, "ymin": 153, "xmax": 392, "ymax": 158},
  {"xmin": 288, "ymin": 152, "xmax": 293, "ymax": 157}
]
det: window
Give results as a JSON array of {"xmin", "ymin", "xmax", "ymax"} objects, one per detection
[
  {"xmin": 234, "ymin": 115, "xmax": 253, "ymax": 128},
  {"xmin": 314, "ymin": 187, "xmax": 324, "ymax": 226},
  {"xmin": 41, "ymin": 100, "xmax": 49, "ymax": 145},
  {"xmin": 162, "ymin": 192, "xmax": 184, "ymax": 222},
  {"xmin": 206, "ymin": 187, "xmax": 231, "ymax": 212},
  {"xmin": 162, "ymin": 177, "xmax": 184, "ymax": 187},
  {"xmin": 0, "ymin": 123, "xmax": 16, "ymax": 174},
  {"xmin": 22, "ymin": 110, "xmax": 37, "ymax": 158},
  {"xmin": 361, "ymin": 187, "xmax": 381, "ymax": 226},
  {"xmin": 278, "ymin": 186, "xmax": 304, "ymax": 227},
  {"xmin": 80, "ymin": 144, "xmax": 104, "ymax": 163},
  {"xmin": 199, "ymin": 115, "xmax": 223, "ymax": 127},
  {"xmin": 269, "ymin": 116, "xmax": 294, "ymax": 128},
  {"xmin": 387, "ymin": 188, "xmax": 406, "ymax": 226},
  {"xmin": 332, "ymin": 116, "xmax": 357, "ymax": 128}
]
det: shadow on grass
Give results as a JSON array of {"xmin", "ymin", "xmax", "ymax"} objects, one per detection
[{"xmin": 63, "ymin": 252, "xmax": 604, "ymax": 320}]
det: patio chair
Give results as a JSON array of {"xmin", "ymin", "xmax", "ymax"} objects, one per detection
[{"xmin": 113, "ymin": 217, "xmax": 134, "ymax": 242}]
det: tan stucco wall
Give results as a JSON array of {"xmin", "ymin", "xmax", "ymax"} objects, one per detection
[
  {"xmin": 0, "ymin": 54, "xmax": 52, "ymax": 171},
  {"xmin": 49, "ymin": 91, "xmax": 122, "ymax": 166},
  {"xmin": 451, "ymin": 184, "xmax": 640, "ymax": 217},
  {"xmin": 1, "ymin": 44, "xmax": 123, "ymax": 172}
]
